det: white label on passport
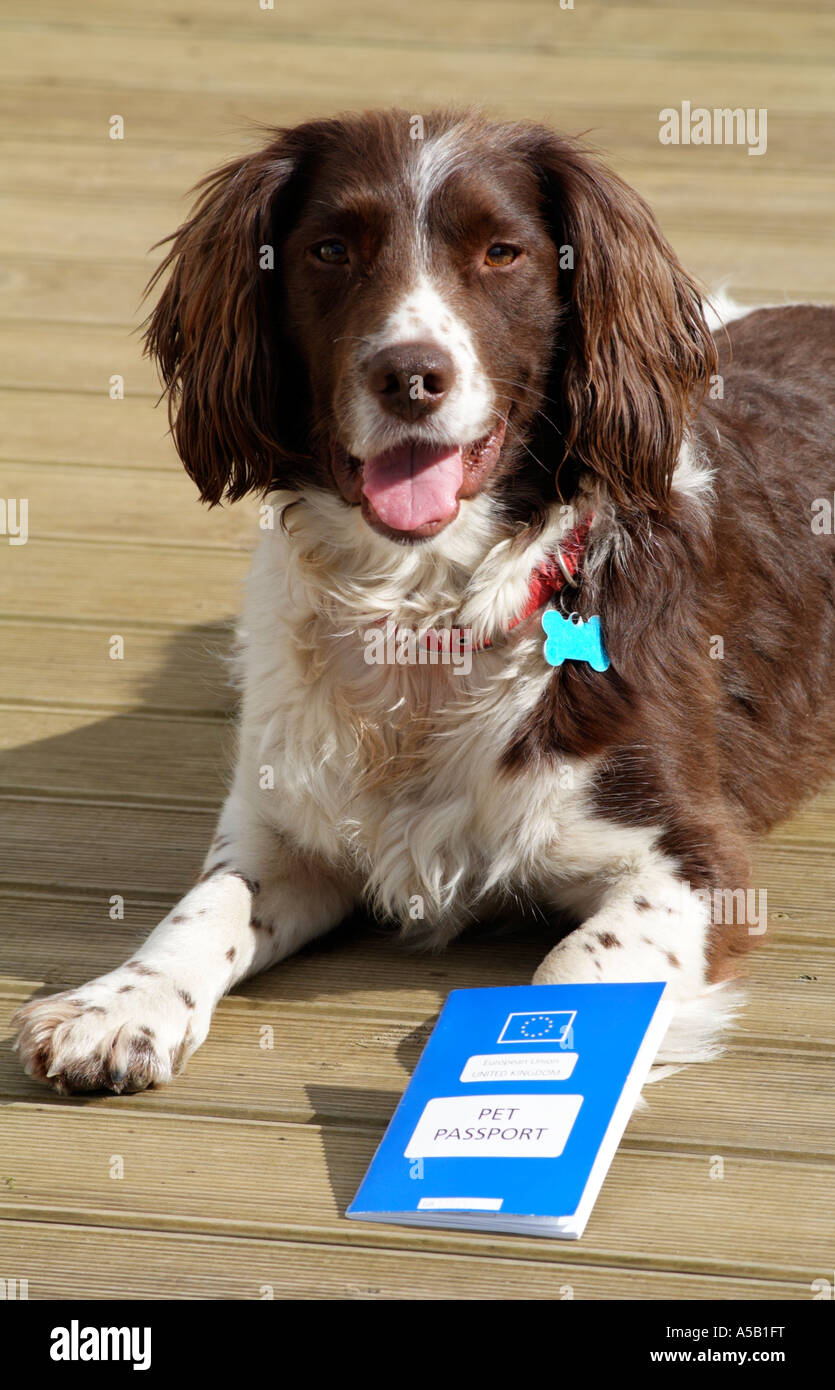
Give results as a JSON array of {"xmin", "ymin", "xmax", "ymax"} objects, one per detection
[
  {"xmin": 404, "ymin": 1093, "xmax": 583, "ymax": 1159},
  {"xmin": 460, "ymin": 1052, "xmax": 578, "ymax": 1083}
]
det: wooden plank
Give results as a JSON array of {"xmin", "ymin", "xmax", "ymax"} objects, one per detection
[
  {"xmin": 0, "ymin": 894, "xmax": 195, "ymax": 990},
  {"xmin": 0, "ymin": 1106, "xmax": 830, "ymax": 1278},
  {"xmin": 1, "ymin": 391, "xmax": 177, "ymax": 468},
  {"xmin": 751, "ymin": 846, "xmax": 835, "ymax": 915},
  {"xmin": 4, "ymin": 1, "xmax": 833, "ymax": 54},
  {"xmin": 597, "ymin": 0, "xmax": 831, "ymax": 10},
  {"xmin": 2, "ymin": 24, "xmax": 834, "ymax": 103},
  {"xmin": 0, "ymin": 463, "xmax": 257, "ymax": 549},
  {"xmin": 0, "ymin": 707, "xmax": 232, "ymax": 805},
  {"xmin": 0, "ymin": 325, "xmax": 162, "ymax": 395},
  {"xmin": 0, "ymin": 540, "xmax": 249, "ymax": 625},
  {"xmin": 1, "ymin": 991, "xmax": 831, "ymax": 1153},
  {"xmin": 0, "ymin": 885, "xmax": 831, "ymax": 1045},
  {"xmin": 3, "ymin": 85, "xmax": 833, "ymax": 187},
  {"xmin": 0, "ymin": 620, "xmax": 236, "ymax": 714},
  {"xmin": 0, "ymin": 259, "xmax": 157, "ymax": 326},
  {"xmin": 2, "ymin": 138, "xmax": 833, "ymax": 232},
  {"xmin": 0, "ymin": 1219, "xmax": 807, "ymax": 1301},
  {"xmin": 0, "ymin": 139, "xmax": 205, "ymax": 203},
  {"xmin": 0, "ymin": 86, "xmax": 332, "ymax": 151},
  {"xmin": 4, "ymin": 0, "xmax": 830, "ymax": 27},
  {"xmin": 1, "ymin": 194, "xmax": 175, "ymax": 262},
  {"xmin": 0, "ymin": 798, "xmax": 213, "ymax": 896},
  {"xmin": 760, "ymin": 787, "xmax": 835, "ymax": 849}
]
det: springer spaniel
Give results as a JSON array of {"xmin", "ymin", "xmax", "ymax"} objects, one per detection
[{"xmin": 15, "ymin": 109, "xmax": 835, "ymax": 1093}]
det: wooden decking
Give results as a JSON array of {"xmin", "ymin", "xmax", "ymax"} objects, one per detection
[{"xmin": 1, "ymin": 0, "xmax": 833, "ymax": 1299}]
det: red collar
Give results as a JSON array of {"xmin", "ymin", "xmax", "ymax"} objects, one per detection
[
  {"xmin": 474, "ymin": 514, "xmax": 593, "ymax": 651},
  {"xmin": 386, "ymin": 515, "xmax": 593, "ymax": 657}
]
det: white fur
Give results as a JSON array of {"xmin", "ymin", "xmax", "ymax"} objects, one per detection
[
  {"xmin": 411, "ymin": 128, "xmax": 468, "ymax": 226},
  {"xmin": 704, "ymin": 289, "xmax": 752, "ymax": 333},
  {"xmin": 533, "ymin": 855, "xmax": 743, "ymax": 1064},
  {"xmin": 672, "ymin": 436, "xmax": 714, "ymax": 506}
]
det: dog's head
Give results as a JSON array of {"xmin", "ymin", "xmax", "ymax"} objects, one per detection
[{"xmin": 145, "ymin": 109, "xmax": 716, "ymax": 544}]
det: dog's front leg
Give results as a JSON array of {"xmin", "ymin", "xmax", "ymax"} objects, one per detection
[
  {"xmin": 534, "ymin": 867, "xmax": 744, "ymax": 1064},
  {"xmin": 13, "ymin": 796, "xmax": 355, "ymax": 1094}
]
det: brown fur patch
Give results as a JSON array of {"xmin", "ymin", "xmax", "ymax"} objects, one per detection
[
  {"xmin": 232, "ymin": 871, "xmax": 260, "ymax": 895},
  {"xmin": 596, "ymin": 932, "xmax": 621, "ymax": 949}
]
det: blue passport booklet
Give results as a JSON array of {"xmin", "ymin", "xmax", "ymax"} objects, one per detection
[{"xmin": 347, "ymin": 982, "xmax": 671, "ymax": 1239}]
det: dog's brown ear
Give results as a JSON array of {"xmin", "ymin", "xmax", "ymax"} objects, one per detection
[
  {"xmin": 143, "ymin": 137, "xmax": 301, "ymax": 504},
  {"xmin": 519, "ymin": 129, "xmax": 718, "ymax": 511}
]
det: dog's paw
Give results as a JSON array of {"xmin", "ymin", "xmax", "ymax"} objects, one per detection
[{"xmin": 12, "ymin": 967, "xmax": 207, "ymax": 1095}]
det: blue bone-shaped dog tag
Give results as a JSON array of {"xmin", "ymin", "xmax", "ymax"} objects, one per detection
[{"xmin": 542, "ymin": 611, "xmax": 610, "ymax": 671}]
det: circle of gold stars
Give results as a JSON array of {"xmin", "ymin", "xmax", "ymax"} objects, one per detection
[{"xmin": 519, "ymin": 1014, "xmax": 555, "ymax": 1038}]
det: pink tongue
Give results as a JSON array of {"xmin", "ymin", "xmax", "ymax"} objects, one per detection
[{"xmin": 362, "ymin": 443, "xmax": 463, "ymax": 531}]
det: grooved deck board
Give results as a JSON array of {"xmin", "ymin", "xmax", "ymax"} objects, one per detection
[
  {"xmin": 4, "ymin": 1, "xmax": 835, "ymax": 53},
  {"xmin": 0, "ymin": 1108, "xmax": 830, "ymax": 1282},
  {"xmin": 0, "ymin": 620, "xmax": 238, "ymax": 713},
  {"xmin": 1, "ymin": 539, "xmax": 250, "ymax": 625},
  {"xmin": 1, "ymin": 994, "xmax": 832, "ymax": 1152},
  {"xmin": 0, "ymin": 898, "xmax": 832, "ymax": 1055},
  {"xmin": 0, "ymin": 1221, "xmax": 810, "ymax": 1301},
  {"xmin": 0, "ymin": 462, "xmax": 257, "ymax": 548}
]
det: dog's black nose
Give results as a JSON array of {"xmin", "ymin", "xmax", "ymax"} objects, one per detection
[{"xmin": 367, "ymin": 341, "xmax": 455, "ymax": 420}]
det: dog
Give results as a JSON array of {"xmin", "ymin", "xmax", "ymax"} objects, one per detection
[{"xmin": 14, "ymin": 109, "xmax": 835, "ymax": 1093}]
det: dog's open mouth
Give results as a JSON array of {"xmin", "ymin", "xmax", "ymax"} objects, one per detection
[{"xmin": 332, "ymin": 420, "xmax": 507, "ymax": 541}]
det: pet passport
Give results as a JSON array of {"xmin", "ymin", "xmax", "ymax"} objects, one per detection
[{"xmin": 347, "ymin": 981, "xmax": 671, "ymax": 1238}]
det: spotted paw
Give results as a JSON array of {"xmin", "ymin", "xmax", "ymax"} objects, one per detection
[{"xmin": 12, "ymin": 964, "xmax": 208, "ymax": 1095}]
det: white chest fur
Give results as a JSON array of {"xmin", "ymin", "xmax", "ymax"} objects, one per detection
[{"xmin": 232, "ymin": 498, "xmax": 611, "ymax": 938}]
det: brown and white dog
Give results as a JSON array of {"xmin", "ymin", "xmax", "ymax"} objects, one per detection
[{"xmin": 15, "ymin": 109, "xmax": 835, "ymax": 1092}]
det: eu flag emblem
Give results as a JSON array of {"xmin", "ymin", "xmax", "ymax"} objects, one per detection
[{"xmin": 497, "ymin": 1011, "xmax": 576, "ymax": 1045}]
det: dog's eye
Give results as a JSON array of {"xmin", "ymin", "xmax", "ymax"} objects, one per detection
[
  {"xmin": 484, "ymin": 243, "xmax": 518, "ymax": 267},
  {"xmin": 313, "ymin": 240, "xmax": 349, "ymax": 265}
]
